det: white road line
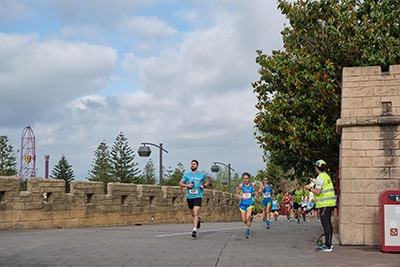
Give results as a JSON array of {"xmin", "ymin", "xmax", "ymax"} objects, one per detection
[{"xmin": 155, "ymin": 227, "xmax": 243, "ymax": 237}]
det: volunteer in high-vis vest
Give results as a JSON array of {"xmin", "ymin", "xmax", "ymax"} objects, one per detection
[{"xmin": 305, "ymin": 160, "xmax": 336, "ymax": 252}]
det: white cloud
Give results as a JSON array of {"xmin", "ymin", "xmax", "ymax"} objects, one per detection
[
  {"xmin": 0, "ymin": 33, "xmax": 118, "ymax": 126},
  {"xmin": 124, "ymin": 16, "xmax": 177, "ymax": 39},
  {"xmin": 0, "ymin": 0, "xmax": 287, "ymax": 181},
  {"xmin": 0, "ymin": 0, "xmax": 33, "ymax": 23}
]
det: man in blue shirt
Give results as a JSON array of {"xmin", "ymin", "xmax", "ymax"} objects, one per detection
[{"xmin": 179, "ymin": 159, "xmax": 209, "ymax": 238}]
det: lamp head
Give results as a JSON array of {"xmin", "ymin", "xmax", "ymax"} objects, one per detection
[
  {"xmin": 138, "ymin": 145, "xmax": 151, "ymax": 157},
  {"xmin": 211, "ymin": 163, "xmax": 220, "ymax": 173}
]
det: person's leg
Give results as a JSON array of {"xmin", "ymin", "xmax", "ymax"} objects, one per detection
[
  {"xmin": 245, "ymin": 207, "xmax": 253, "ymax": 237},
  {"xmin": 262, "ymin": 205, "xmax": 266, "ymax": 219},
  {"xmin": 192, "ymin": 205, "xmax": 200, "ymax": 229},
  {"xmin": 286, "ymin": 206, "xmax": 290, "ymax": 220},
  {"xmin": 319, "ymin": 207, "xmax": 334, "ymax": 247},
  {"xmin": 297, "ymin": 206, "xmax": 301, "ymax": 223},
  {"xmin": 240, "ymin": 206, "xmax": 247, "ymax": 224},
  {"xmin": 266, "ymin": 203, "xmax": 272, "ymax": 228}
]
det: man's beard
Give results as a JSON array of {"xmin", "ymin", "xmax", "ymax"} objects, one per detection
[{"xmin": 191, "ymin": 167, "xmax": 197, "ymax": 171}]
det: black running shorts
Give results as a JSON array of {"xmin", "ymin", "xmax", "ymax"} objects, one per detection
[{"xmin": 187, "ymin": 198, "xmax": 202, "ymax": 209}]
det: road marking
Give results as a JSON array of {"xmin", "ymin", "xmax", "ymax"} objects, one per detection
[{"xmin": 155, "ymin": 227, "xmax": 243, "ymax": 237}]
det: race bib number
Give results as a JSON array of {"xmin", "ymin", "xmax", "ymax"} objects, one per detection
[
  {"xmin": 189, "ymin": 189, "xmax": 198, "ymax": 196},
  {"xmin": 263, "ymin": 192, "xmax": 271, "ymax": 199},
  {"xmin": 242, "ymin": 193, "xmax": 251, "ymax": 199}
]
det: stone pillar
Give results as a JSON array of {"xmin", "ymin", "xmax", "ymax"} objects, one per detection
[{"xmin": 337, "ymin": 65, "xmax": 400, "ymax": 245}]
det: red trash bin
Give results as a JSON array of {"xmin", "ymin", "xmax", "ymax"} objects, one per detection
[{"xmin": 379, "ymin": 190, "xmax": 400, "ymax": 253}]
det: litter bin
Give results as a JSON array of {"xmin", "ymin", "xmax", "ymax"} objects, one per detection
[{"xmin": 379, "ymin": 190, "xmax": 400, "ymax": 253}]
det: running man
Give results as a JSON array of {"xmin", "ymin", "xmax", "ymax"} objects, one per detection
[
  {"xmin": 291, "ymin": 183, "xmax": 305, "ymax": 223},
  {"xmin": 271, "ymin": 194, "xmax": 280, "ymax": 221},
  {"xmin": 179, "ymin": 159, "xmax": 209, "ymax": 238},
  {"xmin": 306, "ymin": 198, "xmax": 314, "ymax": 222},
  {"xmin": 237, "ymin": 172, "xmax": 258, "ymax": 238},
  {"xmin": 258, "ymin": 176, "xmax": 274, "ymax": 229}
]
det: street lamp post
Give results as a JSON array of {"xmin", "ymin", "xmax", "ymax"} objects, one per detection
[
  {"xmin": 137, "ymin": 142, "xmax": 169, "ymax": 186},
  {"xmin": 210, "ymin": 162, "xmax": 235, "ymax": 194}
]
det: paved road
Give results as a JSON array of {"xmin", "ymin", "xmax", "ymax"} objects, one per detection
[{"xmin": 0, "ymin": 216, "xmax": 398, "ymax": 267}]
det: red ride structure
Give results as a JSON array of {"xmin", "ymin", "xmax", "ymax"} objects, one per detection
[{"xmin": 20, "ymin": 126, "xmax": 36, "ymax": 180}]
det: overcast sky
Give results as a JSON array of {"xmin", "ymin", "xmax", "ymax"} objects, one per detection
[{"xmin": 0, "ymin": 0, "xmax": 287, "ymax": 181}]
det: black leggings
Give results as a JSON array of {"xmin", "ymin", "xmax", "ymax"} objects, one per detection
[{"xmin": 319, "ymin": 206, "xmax": 335, "ymax": 246}]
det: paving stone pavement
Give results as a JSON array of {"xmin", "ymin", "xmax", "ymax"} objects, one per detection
[{"xmin": 0, "ymin": 216, "xmax": 399, "ymax": 267}]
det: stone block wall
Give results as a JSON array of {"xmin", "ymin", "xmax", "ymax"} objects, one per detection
[
  {"xmin": 0, "ymin": 177, "xmax": 241, "ymax": 230},
  {"xmin": 337, "ymin": 65, "xmax": 400, "ymax": 245}
]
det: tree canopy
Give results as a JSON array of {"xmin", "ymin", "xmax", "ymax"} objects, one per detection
[
  {"xmin": 142, "ymin": 159, "xmax": 156, "ymax": 185},
  {"xmin": 0, "ymin": 136, "xmax": 18, "ymax": 177},
  {"xmin": 253, "ymin": 0, "xmax": 400, "ymax": 179},
  {"xmin": 87, "ymin": 141, "xmax": 114, "ymax": 191},
  {"xmin": 50, "ymin": 155, "xmax": 75, "ymax": 193},
  {"xmin": 163, "ymin": 162, "xmax": 185, "ymax": 186},
  {"xmin": 110, "ymin": 132, "xmax": 141, "ymax": 184}
]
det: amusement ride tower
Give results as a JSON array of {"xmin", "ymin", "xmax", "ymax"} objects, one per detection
[{"xmin": 20, "ymin": 125, "xmax": 36, "ymax": 180}]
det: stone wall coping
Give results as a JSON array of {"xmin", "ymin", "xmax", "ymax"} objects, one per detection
[{"xmin": 336, "ymin": 115, "xmax": 400, "ymax": 134}]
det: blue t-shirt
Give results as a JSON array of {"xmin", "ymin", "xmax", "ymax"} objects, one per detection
[
  {"xmin": 263, "ymin": 184, "xmax": 273, "ymax": 200},
  {"xmin": 272, "ymin": 199, "xmax": 278, "ymax": 210},
  {"xmin": 181, "ymin": 172, "xmax": 207, "ymax": 199},
  {"xmin": 240, "ymin": 183, "xmax": 255, "ymax": 205},
  {"xmin": 306, "ymin": 201, "xmax": 314, "ymax": 211}
]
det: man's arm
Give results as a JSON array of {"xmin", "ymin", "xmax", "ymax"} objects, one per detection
[
  {"xmin": 258, "ymin": 184, "xmax": 264, "ymax": 194},
  {"xmin": 179, "ymin": 176, "xmax": 193, "ymax": 188},
  {"xmin": 254, "ymin": 183, "xmax": 260, "ymax": 196},
  {"xmin": 236, "ymin": 184, "xmax": 242, "ymax": 199},
  {"xmin": 200, "ymin": 176, "xmax": 209, "ymax": 189}
]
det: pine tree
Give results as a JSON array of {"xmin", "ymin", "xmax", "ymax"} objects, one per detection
[
  {"xmin": 142, "ymin": 159, "xmax": 156, "ymax": 184},
  {"xmin": 50, "ymin": 155, "xmax": 75, "ymax": 193},
  {"xmin": 110, "ymin": 132, "xmax": 140, "ymax": 183},
  {"xmin": 87, "ymin": 141, "xmax": 114, "ymax": 191},
  {"xmin": 0, "ymin": 136, "xmax": 18, "ymax": 176}
]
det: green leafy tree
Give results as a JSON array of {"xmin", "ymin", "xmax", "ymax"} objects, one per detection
[
  {"xmin": 142, "ymin": 159, "xmax": 156, "ymax": 184},
  {"xmin": 110, "ymin": 132, "xmax": 141, "ymax": 183},
  {"xmin": 163, "ymin": 162, "xmax": 185, "ymax": 186},
  {"xmin": 87, "ymin": 141, "xmax": 114, "ymax": 192},
  {"xmin": 253, "ymin": 0, "xmax": 400, "ymax": 179},
  {"xmin": 0, "ymin": 136, "xmax": 18, "ymax": 177},
  {"xmin": 50, "ymin": 155, "xmax": 75, "ymax": 193}
]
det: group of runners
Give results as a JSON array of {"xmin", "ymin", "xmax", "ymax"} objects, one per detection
[
  {"xmin": 282, "ymin": 184, "xmax": 319, "ymax": 223},
  {"xmin": 180, "ymin": 159, "xmax": 335, "ymax": 252}
]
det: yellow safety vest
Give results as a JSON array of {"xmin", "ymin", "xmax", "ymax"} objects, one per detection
[{"xmin": 315, "ymin": 172, "xmax": 336, "ymax": 208}]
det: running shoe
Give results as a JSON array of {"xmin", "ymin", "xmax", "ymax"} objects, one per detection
[
  {"xmin": 318, "ymin": 244, "xmax": 333, "ymax": 248},
  {"xmin": 266, "ymin": 226, "xmax": 270, "ymax": 229},
  {"xmin": 262, "ymin": 217, "xmax": 265, "ymax": 221},
  {"xmin": 316, "ymin": 244, "xmax": 332, "ymax": 252},
  {"xmin": 197, "ymin": 216, "xmax": 202, "ymax": 229},
  {"xmin": 297, "ymin": 219, "xmax": 300, "ymax": 224},
  {"xmin": 246, "ymin": 233, "xmax": 251, "ymax": 239},
  {"xmin": 307, "ymin": 219, "xmax": 310, "ymax": 222},
  {"xmin": 192, "ymin": 230, "xmax": 197, "ymax": 238}
]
